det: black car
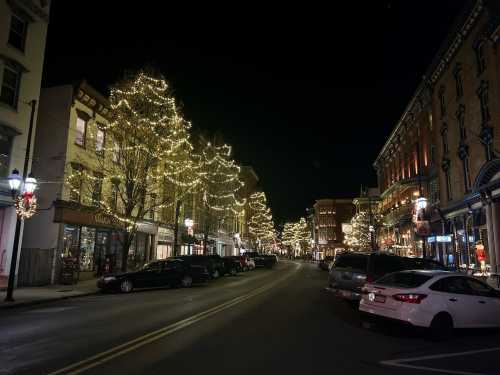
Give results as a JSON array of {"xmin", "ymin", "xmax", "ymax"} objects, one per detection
[
  {"xmin": 222, "ymin": 256, "xmax": 241, "ymax": 276},
  {"xmin": 244, "ymin": 252, "xmax": 277, "ymax": 269},
  {"xmin": 173, "ymin": 255, "xmax": 225, "ymax": 279},
  {"xmin": 97, "ymin": 259, "xmax": 210, "ymax": 293},
  {"xmin": 319, "ymin": 256, "xmax": 334, "ymax": 271}
]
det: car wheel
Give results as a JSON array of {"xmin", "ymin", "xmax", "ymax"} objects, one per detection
[
  {"xmin": 181, "ymin": 275, "xmax": 193, "ymax": 288},
  {"xmin": 429, "ymin": 313, "xmax": 453, "ymax": 341},
  {"xmin": 120, "ymin": 279, "xmax": 133, "ymax": 293},
  {"xmin": 212, "ymin": 270, "xmax": 220, "ymax": 279},
  {"xmin": 230, "ymin": 268, "xmax": 237, "ymax": 276}
]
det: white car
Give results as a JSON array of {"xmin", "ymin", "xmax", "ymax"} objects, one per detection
[{"xmin": 359, "ymin": 270, "xmax": 500, "ymax": 339}]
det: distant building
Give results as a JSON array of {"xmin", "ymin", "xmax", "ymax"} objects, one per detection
[
  {"xmin": 313, "ymin": 199, "xmax": 355, "ymax": 257},
  {"xmin": 0, "ymin": 0, "xmax": 50, "ymax": 288}
]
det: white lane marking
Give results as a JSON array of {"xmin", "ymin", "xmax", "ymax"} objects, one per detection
[
  {"xmin": 380, "ymin": 347, "xmax": 500, "ymax": 375},
  {"xmin": 48, "ymin": 261, "xmax": 301, "ymax": 375},
  {"xmin": 25, "ymin": 307, "xmax": 76, "ymax": 314}
]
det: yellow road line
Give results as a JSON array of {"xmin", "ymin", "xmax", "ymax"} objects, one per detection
[{"xmin": 48, "ymin": 261, "xmax": 301, "ymax": 375}]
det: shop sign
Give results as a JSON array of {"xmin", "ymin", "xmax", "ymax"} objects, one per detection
[
  {"xmin": 436, "ymin": 235, "xmax": 452, "ymax": 243},
  {"xmin": 157, "ymin": 227, "xmax": 174, "ymax": 243},
  {"xmin": 54, "ymin": 204, "xmax": 123, "ymax": 229},
  {"xmin": 136, "ymin": 221, "xmax": 158, "ymax": 235},
  {"xmin": 427, "ymin": 236, "xmax": 436, "ymax": 243}
]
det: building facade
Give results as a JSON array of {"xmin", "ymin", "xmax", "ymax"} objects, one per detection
[
  {"xmin": 313, "ymin": 199, "xmax": 354, "ymax": 257},
  {"xmin": 375, "ymin": 0, "xmax": 500, "ymax": 273},
  {"xmin": 0, "ymin": 0, "xmax": 50, "ymax": 288}
]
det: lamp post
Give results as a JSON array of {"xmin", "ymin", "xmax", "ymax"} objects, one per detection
[
  {"xmin": 5, "ymin": 99, "xmax": 38, "ymax": 302},
  {"xmin": 4, "ymin": 170, "xmax": 38, "ymax": 302},
  {"xmin": 184, "ymin": 218, "xmax": 194, "ymax": 255}
]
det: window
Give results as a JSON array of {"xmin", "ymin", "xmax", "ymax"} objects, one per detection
[
  {"xmin": 92, "ymin": 172, "xmax": 103, "ymax": 206},
  {"xmin": 439, "ymin": 86, "xmax": 446, "ymax": 117},
  {"xmin": 475, "ymin": 41, "xmax": 486, "ymax": 75},
  {"xmin": 8, "ymin": 13, "xmax": 28, "ymax": 51},
  {"xmin": 376, "ymin": 272, "xmax": 433, "ymax": 288},
  {"xmin": 453, "ymin": 63, "xmax": 464, "ymax": 99},
  {"xmin": 430, "ymin": 277, "xmax": 470, "ymax": 294},
  {"xmin": 477, "ymin": 80, "xmax": 490, "ymax": 124},
  {"xmin": 372, "ymin": 255, "xmax": 403, "ymax": 278},
  {"xmin": 75, "ymin": 117, "xmax": 87, "ymax": 146},
  {"xmin": 465, "ymin": 278, "xmax": 492, "ymax": 297},
  {"xmin": 0, "ymin": 129, "xmax": 13, "ymax": 177},
  {"xmin": 109, "ymin": 178, "xmax": 120, "ymax": 210},
  {"xmin": 69, "ymin": 163, "xmax": 84, "ymax": 202},
  {"xmin": 95, "ymin": 127, "xmax": 105, "ymax": 155},
  {"xmin": 112, "ymin": 141, "xmax": 120, "ymax": 163},
  {"xmin": 334, "ymin": 254, "xmax": 368, "ymax": 270},
  {"xmin": 0, "ymin": 64, "xmax": 21, "ymax": 108}
]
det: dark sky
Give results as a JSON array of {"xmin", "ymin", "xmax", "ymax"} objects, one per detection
[{"xmin": 43, "ymin": 0, "xmax": 466, "ymax": 224}]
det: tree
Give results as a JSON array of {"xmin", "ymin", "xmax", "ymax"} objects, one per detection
[
  {"xmin": 344, "ymin": 211, "xmax": 371, "ymax": 251},
  {"xmin": 66, "ymin": 71, "xmax": 187, "ymax": 271},
  {"xmin": 248, "ymin": 192, "xmax": 275, "ymax": 251},
  {"xmin": 281, "ymin": 217, "xmax": 311, "ymax": 256},
  {"xmin": 197, "ymin": 142, "xmax": 246, "ymax": 254}
]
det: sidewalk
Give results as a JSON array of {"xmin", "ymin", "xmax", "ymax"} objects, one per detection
[{"xmin": 0, "ymin": 278, "xmax": 99, "ymax": 309}]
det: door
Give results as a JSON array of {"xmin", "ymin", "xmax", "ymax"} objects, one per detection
[
  {"xmin": 162, "ymin": 260, "xmax": 184, "ymax": 285},
  {"xmin": 135, "ymin": 261, "xmax": 162, "ymax": 288},
  {"xmin": 464, "ymin": 278, "xmax": 500, "ymax": 327},
  {"xmin": 95, "ymin": 230, "xmax": 110, "ymax": 276},
  {"xmin": 433, "ymin": 277, "xmax": 488, "ymax": 328}
]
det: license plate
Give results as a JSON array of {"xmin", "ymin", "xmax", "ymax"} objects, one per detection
[{"xmin": 368, "ymin": 292, "xmax": 385, "ymax": 303}]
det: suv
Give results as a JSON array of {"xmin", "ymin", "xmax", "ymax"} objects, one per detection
[
  {"xmin": 328, "ymin": 252, "xmax": 447, "ymax": 301},
  {"xmin": 245, "ymin": 252, "xmax": 277, "ymax": 268}
]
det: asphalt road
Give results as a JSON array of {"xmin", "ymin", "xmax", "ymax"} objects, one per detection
[{"xmin": 2, "ymin": 261, "xmax": 500, "ymax": 375}]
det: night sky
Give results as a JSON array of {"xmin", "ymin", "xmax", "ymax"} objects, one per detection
[{"xmin": 42, "ymin": 1, "xmax": 466, "ymax": 224}]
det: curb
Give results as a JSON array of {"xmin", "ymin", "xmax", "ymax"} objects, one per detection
[{"xmin": 0, "ymin": 291, "xmax": 99, "ymax": 310}]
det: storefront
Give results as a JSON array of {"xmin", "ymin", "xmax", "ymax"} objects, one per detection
[
  {"xmin": 156, "ymin": 226, "xmax": 174, "ymax": 259},
  {"xmin": 54, "ymin": 201, "xmax": 157, "ymax": 282}
]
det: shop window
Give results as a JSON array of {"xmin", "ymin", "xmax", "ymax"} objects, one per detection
[
  {"xmin": 0, "ymin": 63, "xmax": 21, "ymax": 109},
  {"xmin": 95, "ymin": 126, "xmax": 105, "ymax": 156},
  {"xmin": 0, "ymin": 129, "xmax": 13, "ymax": 178},
  {"xmin": 79, "ymin": 226, "xmax": 96, "ymax": 272},
  {"xmin": 62, "ymin": 225, "xmax": 80, "ymax": 258},
  {"xmin": 75, "ymin": 117, "xmax": 87, "ymax": 147}
]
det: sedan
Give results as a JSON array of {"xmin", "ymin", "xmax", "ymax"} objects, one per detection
[
  {"xmin": 97, "ymin": 259, "xmax": 209, "ymax": 293},
  {"xmin": 359, "ymin": 270, "xmax": 500, "ymax": 339}
]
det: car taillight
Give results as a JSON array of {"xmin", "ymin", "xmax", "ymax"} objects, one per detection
[{"xmin": 392, "ymin": 293, "xmax": 427, "ymax": 304}]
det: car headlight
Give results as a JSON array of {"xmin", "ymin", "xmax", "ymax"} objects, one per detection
[{"xmin": 103, "ymin": 276, "xmax": 116, "ymax": 282}]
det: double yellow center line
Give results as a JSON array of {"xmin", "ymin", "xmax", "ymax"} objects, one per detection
[{"xmin": 49, "ymin": 262, "xmax": 301, "ymax": 375}]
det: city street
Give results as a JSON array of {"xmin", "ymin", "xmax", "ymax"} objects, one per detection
[{"xmin": 1, "ymin": 261, "xmax": 500, "ymax": 375}]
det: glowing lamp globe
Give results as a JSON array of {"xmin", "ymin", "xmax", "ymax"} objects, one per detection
[
  {"xmin": 8, "ymin": 169, "xmax": 21, "ymax": 192},
  {"xmin": 23, "ymin": 173, "xmax": 37, "ymax": 194}
]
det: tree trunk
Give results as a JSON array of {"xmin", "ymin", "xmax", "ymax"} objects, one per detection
[
  {"xmin": 121, "ymin": 231, "xmax": 133, "ymax": 272},
  {"xmin": 173, "ymin": 200, "xmax": 181, "ymax": 256},
  {"xmin": 203, "ymin": 229, "xmax": 208, "ymax": 255}
]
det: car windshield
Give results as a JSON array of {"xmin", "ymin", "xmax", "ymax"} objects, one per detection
[{"xmin": 376, "ymin": 272, "xmax": 433, "ymax": 288}]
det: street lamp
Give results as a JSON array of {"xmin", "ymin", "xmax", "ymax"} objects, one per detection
[
  {"xmin": 5, "ymin": 169, "xmax": 38, "ymax": 302},
  {"xmin": 184, "ymin": 218, "xmax": 194, "ymax": 255}
]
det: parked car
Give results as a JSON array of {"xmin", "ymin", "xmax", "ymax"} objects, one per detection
[
  {"xmin": 222, "ymin": 256, "xmax": 241, "ymax": 276},
  {"xmin": 328, "ymin": 252, "xmax": 447, "ymax": 301},
  {"xmin": 97, "ymin": 259, "xmax": 209, "ymax": 293},
  {"xmin": 319, "ymin": 256, "xmax": 334, "ymax": 271},
  {"xmin": 173, "ymin": 255, "xmax": 225, "ymax": 279},
  {"xmin": 245, "ymin": 252, "xmax": 277, "ymax": 268},
  {"xmin": 360, "ymin": 270, "xmax": 500, "ymax": 339}
]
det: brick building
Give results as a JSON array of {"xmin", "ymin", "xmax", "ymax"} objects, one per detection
[
  {"xmin": 312, "ymin": 199, "xmax": 354, "ymax": 257},
  {"xmin": 375, "ymin": 0, "xmax": 500, "ymax": 272}
]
